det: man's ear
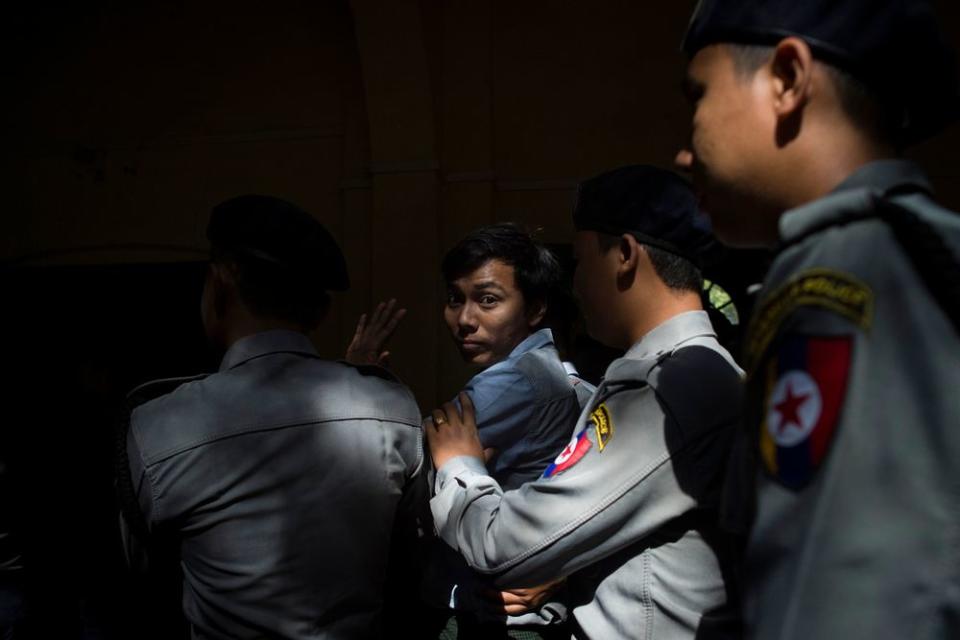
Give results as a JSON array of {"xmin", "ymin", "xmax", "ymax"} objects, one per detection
[
  {"xmin": 617, "ymin": 234, "xmax": 641, "ymax": 278},
  {"xmin": 769, "ymin": 37, "xmax": 814, "ymax": 119},
  {"xmin": 527, "ymin": 300, "xmax": 547, "ymax": 329},
  {"xmin": 208, "ymin": 262, "xmax": 233, "ymax": 319}
]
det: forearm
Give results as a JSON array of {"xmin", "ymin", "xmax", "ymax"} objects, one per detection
[{"xmin": 430, "ymin": 446, "xmax": 700, "ymax": 587}]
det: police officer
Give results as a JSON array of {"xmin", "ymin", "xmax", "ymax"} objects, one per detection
[
  {"xmin": 117, "ymin": 195, "xmax": 423, "ymax": 639},
  {"xmin": 676, "ymin": 1, "xmax": 960, "ymax": 637},
  {"xmin": 425, "ymin": 165, "xmax": 745, "ymax": 639}
]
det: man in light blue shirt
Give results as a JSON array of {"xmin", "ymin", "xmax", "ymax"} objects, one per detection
[
  {"xmin": 350, "ymin": 223, "xmax": 582, "ymax": 634},
  {"xmin": 458, "ymin": 327, "xmax": 581, "ymax": 489}
]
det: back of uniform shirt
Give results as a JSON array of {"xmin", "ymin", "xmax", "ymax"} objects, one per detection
[{"xmin": 128, "ymin": 353, "xmax": 422, "ymax": 640}]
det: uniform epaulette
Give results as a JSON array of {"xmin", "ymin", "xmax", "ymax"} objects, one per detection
[
  {"xmin": 126, "ymin": 373, "xmax": 211, "ymax": 411},
  {"xmin": 780, "ymin": 196, "xmax": 960, "ymax": 337},
  {"xmin": 336, "ymin": 360, "xmax": 401, "ymax": 383}
]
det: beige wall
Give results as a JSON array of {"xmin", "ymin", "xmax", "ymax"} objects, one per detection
[{"xmin": 5, "ymin": 0, "xmax": 960, "ymax": 409}]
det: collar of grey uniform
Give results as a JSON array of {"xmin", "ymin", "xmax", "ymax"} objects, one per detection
[
  {"xmin": 779, "ymin": 159, "xmax": 934, "ymax": 243},
  {"xmin": 623, "ymin": 310, "xmax": 716, "ymax": 361},
  {"xmin": 218, "ymin": 329, "xmax": 318, "ymax": 372}
]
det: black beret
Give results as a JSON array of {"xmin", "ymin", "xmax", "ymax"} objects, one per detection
[
  {"xmin": 682, "ymin": 0, "xmax": 960, "ymax": 144},
  {"xmin": 206, "ymin": 194, "xmax": 349, "ymax": 291},
  {"xmin": 573, "ymin": 165, "xmax": 718, "ymax": 267}
]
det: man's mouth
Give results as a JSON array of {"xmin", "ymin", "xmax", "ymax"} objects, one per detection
[{"xmin": 458, "ymin": 341, "xmax": 486, "ymax": 353}]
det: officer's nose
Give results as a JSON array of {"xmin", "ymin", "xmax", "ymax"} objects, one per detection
[{"xmin": 674, "ymin": 149, "xmax": 694, "ymax": 172}]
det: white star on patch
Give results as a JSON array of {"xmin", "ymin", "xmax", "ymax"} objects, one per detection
[
  {"xmin": 552, "ymin": 431, "xmax": 581, "ymax": 465},
  {"xmin": 766, "ymin": 370, "xmax": 822, "ymax": 447}
]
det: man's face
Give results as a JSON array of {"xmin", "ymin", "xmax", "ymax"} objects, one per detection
[
  {"xmin": 572, "ymin": 231, "xmax": 621, "ymax": 348},
  {"xmin": 675, "ymin": 44, "xmax": 777, "ymax": 246},
  {"xmin": 444, "ymin": 259, "xmax": 539, "ymax": 367}
]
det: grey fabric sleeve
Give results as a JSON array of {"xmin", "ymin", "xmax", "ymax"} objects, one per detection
[{"xmin": 430, "ymin": 387, "xmax": 704, "ymax": 588}]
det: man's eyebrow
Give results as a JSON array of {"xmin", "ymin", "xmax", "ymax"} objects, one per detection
[{"xmin": 472, "ymin": 281, "xmax": 506, "ymax": 292}]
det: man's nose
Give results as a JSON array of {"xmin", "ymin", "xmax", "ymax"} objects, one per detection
[
  {"xmin": 457, "ymin": 303, "xmax": 478, "ymax": 332},
  {"xmin": 674, "ymin": 148, "xmax": 694, "ymax": 172}
]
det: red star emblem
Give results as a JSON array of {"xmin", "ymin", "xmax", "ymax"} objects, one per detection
[{"xmin": 775, "ymin": 381, "xmax": 810, "ymax": 434}]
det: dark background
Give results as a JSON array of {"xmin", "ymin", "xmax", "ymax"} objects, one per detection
[{"xmin": 1, "ymin": 1, "xmax": 958, "ymax": 637}]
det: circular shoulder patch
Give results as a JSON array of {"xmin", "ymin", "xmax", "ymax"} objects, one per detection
[{"xmin": 766, "ymin": 370, "xmax": 822, "ymax": 447}]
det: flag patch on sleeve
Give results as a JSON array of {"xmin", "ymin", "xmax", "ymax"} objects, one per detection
[
  {"xmin": 543, "ymin": 429, "xmax": 591, "ymax": 478},
  {"xmin": 759, "ymin": 334, "xmax": 852, "ymax": 490}
]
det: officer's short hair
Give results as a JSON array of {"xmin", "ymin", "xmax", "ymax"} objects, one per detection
[
  {"xmin": 442, "ymin": 223, "xmax": 562, "ymax": 318},
  {"xmin": 727, "ymin": 44, "xmax": 898, "ymax": 146},
  {"xmin": 206, "ymin": 194, "xmax": 347, "ymax": 331},
  {"xmin": 596, "ymin": 233, "xmax": 703, "ymax": 294},
  {"xmin": 211, "ymin": 246, "xmax": 331, "ymax": 330}
]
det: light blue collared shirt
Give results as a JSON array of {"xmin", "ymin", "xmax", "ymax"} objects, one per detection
[{"xmin": 458, "ymin": 328, "xmax": 581, "ymax": 489}]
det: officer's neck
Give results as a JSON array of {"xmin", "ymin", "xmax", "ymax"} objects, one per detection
[
  {"xmin": 219, "ymin": 307, "xmax": 309, "ymax": 351},
  {"xmin": 777, "ymin": 114, "xmax": 897, "ymax": 213},
  {"xmin": 622, "ymin": 286, "xmax": 703, "ymax": 350}
]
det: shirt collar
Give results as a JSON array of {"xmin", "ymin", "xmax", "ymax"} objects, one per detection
[
  {"xmin": 623, "ymin": 310, "xmax": 716, "ymax": 361},
  {"xmin": 218, "ymin": 329, "xmax": 318, "ymax": 372},
  {"xmin": 779, "ymin": 159, "xmax": 933, "ymax": 244},
  {"xmin": 504, "ymin": 328, "xmax": 554, "ymax": 360},
  {"xmin": 829, "ymin": 159, "xmax": 933, "ymax": 197}
]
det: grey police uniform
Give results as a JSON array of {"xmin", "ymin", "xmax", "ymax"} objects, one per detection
[
  {"xmin": 431, "ymin": 310, "xmax": 744, "ymax": 639},
  {"xmin": 740, "ymin": 160, "xmax": 960, "ymax": 638},
  {"xmin": 124, "ymin": 330, "xmax": 423, "ymax": 640},
  {"xmin": 563, "ymin": 361, "xmax": 597, "ymax": 410}
]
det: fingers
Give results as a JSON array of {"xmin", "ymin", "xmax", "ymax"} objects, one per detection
[
  {"xmin": 459, "ymin": 391, "xmax": 475, "ymax": 421},
  {"xmin": 478, "ymin": 589, "xmax": 536, "ymax": 616},
  {"xmin": 371, "ymin": 299, "xmax": 396, "ymax": 326},
  {"xmin": 350, "ymin": 313, "xmax": 367, "ymax": 342},
  {"xmin": 443, "ymin": 398, "xmax": 463, "ymax": 423},
  {"xmin": 370, "ymin": 300, "xmax": 387, "ymax": 327},
  {"xmin": 431, "ymin": 407, "xmax": 449, "ymax": 428},
  {"xmin": 382, "ymin": 306, "xmax": 407, "ymax": 336}
]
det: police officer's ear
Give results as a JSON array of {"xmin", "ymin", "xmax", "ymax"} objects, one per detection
[
  {"xmin": 769, "ymin": 37, "xmax": 815, "ymax": 131},
  {"xmin": 207, "ymin": 261, "xmax": 238, "ymax": 319},
  {"xmin": 616, "ymin": 233, "xmax": 644, "ymax": 287}
]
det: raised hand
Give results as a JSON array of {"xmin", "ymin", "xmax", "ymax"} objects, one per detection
[{"xmin": 345, "ymin": 299, "xmax": 407, "ymax": 367}]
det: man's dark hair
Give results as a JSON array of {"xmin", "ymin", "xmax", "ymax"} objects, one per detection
[
  {"xmin": 597, "ymin": 233, "xmax": 703, "ymax": 293},
  {"xmin": 210, "ymin": 246, "xmax": 331, "ymax": 330},
  {"xmin": 442, "ymin": 223, "xmax": 562, "ymax": 320},
  {"xmin": 727, "ymin": 44, "xmax": 900, "ymax": 147}
]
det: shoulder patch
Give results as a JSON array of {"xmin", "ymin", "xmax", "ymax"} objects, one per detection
[
  {"xmin": 746, "ymin": 268, "xmax": 872, "ymax": 371},
  {"xmin": 759, "ymin": 334, "xmax": 852, "ymax": 490},
  {"xmin": 542, "ymin": 429, "xmax": 592, "ymax": 479},
  {"xmin": 590, "ymin": 403, "xmax": 614, "ymax": 451}
]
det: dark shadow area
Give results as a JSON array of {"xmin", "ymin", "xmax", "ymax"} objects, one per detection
[
  {"xmin": 656, "ymin": 345, "xmax": 746, "ymax": 639},
  {"xmin": 0, "ymin": 262, "xmax": 214, "ymax": 639}
]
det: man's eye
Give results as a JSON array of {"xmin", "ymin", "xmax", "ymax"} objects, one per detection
[
  {"xmin": 446, "ymin": 293, "xmax": 463, "ymax": 306},
  {"xmin": 479, "ymin": 295, "xmax": 499, "ymax": 306}
]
